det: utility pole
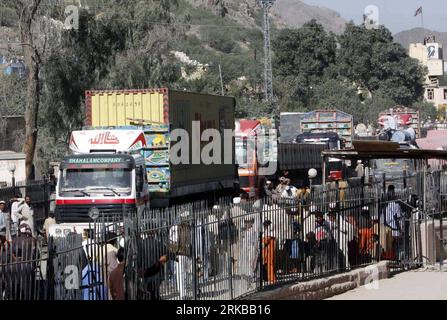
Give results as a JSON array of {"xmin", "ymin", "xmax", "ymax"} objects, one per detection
[
  {"xmin": 218, "ymin": 63, "xmax": 224, "ymax": 96},
  {"xmin": 259, "ymin": 0, "xmax": 275, "ymax": 103}
]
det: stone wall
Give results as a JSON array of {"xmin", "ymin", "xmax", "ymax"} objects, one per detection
[{"xmin": 248, "ymin": 261, "xmax": 390, "ymax": 300}]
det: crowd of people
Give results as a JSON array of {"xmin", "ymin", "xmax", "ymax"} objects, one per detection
[
  {"xmin": 70, "ymin": 178, "xmax": 409, "ymax": 300},
  {"xmin": 229, "ymin": 177, "xmax": 409, "ymax": 284},
  {"xmin": 0, "ymin": 178, "xmax": 408, "ymax": 300}
]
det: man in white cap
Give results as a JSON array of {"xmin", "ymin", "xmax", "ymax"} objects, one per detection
[{"xmin": 275, "ymin": 177, "xmax": 287, "ymax": 195}]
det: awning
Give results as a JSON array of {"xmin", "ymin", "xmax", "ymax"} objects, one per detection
[{"xmin": 321, "ymin": 140, "xmax": 447, "ymax": 160}]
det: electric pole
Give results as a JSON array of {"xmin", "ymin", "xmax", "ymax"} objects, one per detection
[
  {"xmin": 259, "ymin": 0, "xmax": 275, "ymax": 103},
  {"xmin": 218, "ymin": 63, "xmax": 224, "ymax": 96}
]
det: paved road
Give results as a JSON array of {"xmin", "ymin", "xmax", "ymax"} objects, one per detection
[{"xmin": 327, "ymin": 269, "xmax": 447, "ymax": 300}]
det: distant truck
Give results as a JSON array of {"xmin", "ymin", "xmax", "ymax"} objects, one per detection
[
  {"xmin": 294, "ymin": 131, "xmax": 346, "ymax": 182},
  {"xmin": 378, "ymin": 106, "xmax": 421, "ymax": 138},
  {"xmin": 235, "ymin": 119, "xmax": 326, "ymax": 196},
  {"xmin": 299, "ymin": 110, "xmax": 354, "ymax": 148},
  {"xmin": 51, "ymin": 129, "xmax": 149, "ymax": 237},
  {"xmin": 84, "ymin": 88, "xmax": 236, "ymax": 207}
]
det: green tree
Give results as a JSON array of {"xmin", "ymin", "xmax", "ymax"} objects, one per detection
[
  {"xmin": 274, "ymin": 19, "xmax": 336, "ymax": 80},
  {"xmin": 411, "ymin": 100, "xmax": 437, "ymax": 122},
  {"xmin": 273, "ymin": 20, "xmax": 337, "ymax": 110},
  {"xmin": 336, "ymin": 23, "xmax": 426, "ymax": 106}
]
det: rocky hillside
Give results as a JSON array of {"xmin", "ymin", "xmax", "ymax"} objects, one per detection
[
  {"xmin": 185, "ymin": 0, "xmax": 347, "ymax": 34},
  {"xmin": 270, "ymin": 0, "xmax": 346, "ymax": 33}
]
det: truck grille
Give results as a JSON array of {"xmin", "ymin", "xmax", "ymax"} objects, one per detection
[{"xmin": 55, "ymin": 204, "xmax": 136, "ymax": 223}]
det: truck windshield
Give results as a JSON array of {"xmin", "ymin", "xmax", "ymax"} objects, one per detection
[
  {"xmin": 375, "ymin": 159, "xmax": 414, "ymax": 172},
  {"xmin": 59, "ymin": 168, "xmax": 132, "ymax": 195}
]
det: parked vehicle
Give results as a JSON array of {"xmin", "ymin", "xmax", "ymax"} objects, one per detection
[
  {"xmin": 235, "ymin": 119, "xmax": 327, "ymax": 196},
  {"xmin": 378, "ymin": 106, "xmax": 421, "ymax": 138},
  {"xmin": 84, "ymin": 88, "xmax": 236, "ymax": 207},
  {"xmin": 295, "ymin": 132, "xmax": 346, "ymax": 182},
  {"xmin": 50, "ymin": 129, "xmax": 149, "ymax": 237}
]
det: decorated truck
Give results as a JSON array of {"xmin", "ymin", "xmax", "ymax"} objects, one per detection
[{"xmin": 84, "ymin": 88, "xmax": 236, "ymax": 207}]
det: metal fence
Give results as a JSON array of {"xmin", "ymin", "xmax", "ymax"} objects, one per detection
[
  {"xmin": 1, "ymin": 172, "xmax": 447, "ymax": 300},
  {"xmin": 0, "ymin": 179, "xmax": 54, "ymax": 232}
]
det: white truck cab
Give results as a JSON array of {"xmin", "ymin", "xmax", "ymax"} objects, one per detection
[{"xmin": 50, "ymin": 129, "xmax": 149, "ymax": 238}]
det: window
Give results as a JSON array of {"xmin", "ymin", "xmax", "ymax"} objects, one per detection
[
  {"xmin": 427, "ymin": 89, "xmax": 434, "ymax": 100},
  {"xmin": 59, "ymin": 168, "xmax": 132, "ymax": 195}
]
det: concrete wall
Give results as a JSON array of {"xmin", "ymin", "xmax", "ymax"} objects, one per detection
[
  {"xmin": 248, "ymin": 261, "xmax": 390, "ymax": 300},
  {"xmin": 420, "ymin": 219, "xmax": 447, "ymax": 264}
]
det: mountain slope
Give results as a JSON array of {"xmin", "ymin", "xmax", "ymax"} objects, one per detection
[
  {"xmin": 184, "ymin": 0, "xmax": 347, "ymax": 34},
  {"xmin": 271, "ymin": 0, "xmax": 346, "ymax": 34}
]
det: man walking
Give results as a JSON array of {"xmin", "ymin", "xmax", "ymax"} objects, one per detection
[
  {"xmin": 16, "ymin": 196, "xmax": 35, "ymax": 238},
  {"xmin": 382, "ymin": 185, "xmax": 404, "ymax": 261},
  {"xmin": 43, "ymin": 212, "xmax": 56, "ymax": 239},
  {"xmin": 314, "ymin": 211, "xmax": 334, "ymax": 273}
]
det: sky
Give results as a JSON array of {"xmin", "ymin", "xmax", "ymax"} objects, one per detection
[{"xmin": 302, "ymin": 0, "xmax": 447, "ymax": 33}]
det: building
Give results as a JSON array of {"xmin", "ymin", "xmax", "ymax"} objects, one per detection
[{"xmin": 409, "ymin": 36, "xmax": 447, "ymax": 112}]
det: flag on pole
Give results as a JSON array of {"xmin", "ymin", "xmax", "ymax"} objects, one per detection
[{"xmin": 414, "ymin": 6, "xmax": 422, "ymax": 16}]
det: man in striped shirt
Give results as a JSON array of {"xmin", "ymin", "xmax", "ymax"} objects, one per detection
[{"xmin": 381, "ymin": 185, "xmax": 404, "ymax": 260}]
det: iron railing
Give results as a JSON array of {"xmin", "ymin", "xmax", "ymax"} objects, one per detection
[{"xmin": 1, "ymin": 174, "xmax": 447, "ymax": 300}]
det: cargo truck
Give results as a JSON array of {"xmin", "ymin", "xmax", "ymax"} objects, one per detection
[
  {"xmin": 85, "ymin": 88, "xmax": 236, "ymax": 207},
  {"xmin": 50, "ymin": 129, "xmax": 149, "ymax": 237}
]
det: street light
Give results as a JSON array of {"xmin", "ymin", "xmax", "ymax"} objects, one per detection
[
  {"xmin": 8, "ymin": 163, "xmax": 16, "ymax": 188},
  {"xmin": 308, "ymin": 168, "xmax": 317, "ymax": 189}
]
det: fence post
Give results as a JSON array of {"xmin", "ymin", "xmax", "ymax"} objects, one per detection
[
  {"xmin": 43, "ymin": 177, "xmax": 49, "ymax": 219},
  {"xmin": 227, "ymin": 207, "xmax": 233, "ymax": 300},
  {"xmin": 259, "ymin": 204, "xmax": 263, "ymax": 291},
  {"xmin": 192, "ymin": 206, "xmax": 198, "ymax": 300},
  {"xmin": 300, "ymin": 198, "xmax": 305, "ymax": 280},
  {"xmin": 46, "ymin": 236, "xmax": 55, "ymax": 300},
  {"xmin": 376, "ymin": 187, "xmax": 382, "ymax": 262}
]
